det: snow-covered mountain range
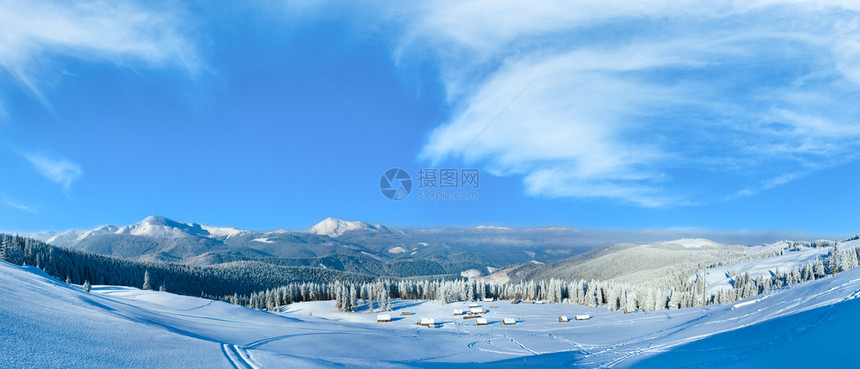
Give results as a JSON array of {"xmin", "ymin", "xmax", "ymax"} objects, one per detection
[
  {"xmin": 26, "ymin": 216, "xmax": 605, "ymax": 274},
  {"xmin": 27, "ymin": 216, "xmax": 843, "ymax": 283},
  {"xmin": 35, "ymin": 216, "xmax": 389, "ymax": 245},
  {"xmin": 36, "ymin": 215, "xmax": 253, "ymax": 244}
]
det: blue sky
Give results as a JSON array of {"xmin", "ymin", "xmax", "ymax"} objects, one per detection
[{"xmin": 1, "ymin": 0, "xmax": 860, "ymax": 237}]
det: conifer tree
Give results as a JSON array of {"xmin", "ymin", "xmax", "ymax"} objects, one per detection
[{"xmin": 142, "ymin": 270, "xmax": 152, "ymax": 290}]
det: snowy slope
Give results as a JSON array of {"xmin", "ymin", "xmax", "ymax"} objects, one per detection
[
  {"xmin": 4, "ymin": 258, "xmax": 860, "ymax": 368},
  {"xmin": 0, "ymin": 261, "xmax": 227, "ymax": 368},
  {"xmin": 702, "ymin": 239, "xmax": 860, "ymax": 294},
  {"xmin": 632, "ymin": 295, "xmax": 860, "ymax": 368}
]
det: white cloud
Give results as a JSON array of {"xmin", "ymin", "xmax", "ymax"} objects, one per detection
[
  {"xmin": 0, "ymin": 0, "xmax": 200, "ymax": 105},
  {"xmin": 419, "ymin": 46, "xmax": 692, "ymax": 206},
  {"xmin": 23, "ymin": 152, "xmax": 83, "ymax": 190},
  {"xmin": 398, "ymin": 1, "xmax": 860, "ymax": 205},
  {"xmin": 1, "ymin": 193, "xmax": 38, "ymax": 214}
]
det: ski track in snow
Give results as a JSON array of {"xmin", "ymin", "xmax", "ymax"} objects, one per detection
[
  {"xmin": 221, "ymin": 343, "xmax": 260, "ymax": 369},
  {"xmin": 221, "ymin": 344, "xmax": 245, "ymax": 369},
  {"xmin": 234, "ymin": 345, "xmax": 261, "ymax": 369},
  {"xmin": 467, "ymin": 339, "xmax": 523, "ymax": 356},
  {"xmin": 503, "ymin": 334, "xmax": 539, "ymax": 355}
]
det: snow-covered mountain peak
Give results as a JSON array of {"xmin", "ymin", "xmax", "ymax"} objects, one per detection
[
  {"xmin": 115, "ymin": 216, "xmax": 200, "ymax": 238},
  {"xmin": 110, "ymin": 215, "xmax": 240, "ymax": 239},
  {"xmin": 140, "ymin": 215, "xmax": 171, "ymax": 226},
  {"xmin": 308, "ymin": 217, "xmax": 384, "ymax": 237}
]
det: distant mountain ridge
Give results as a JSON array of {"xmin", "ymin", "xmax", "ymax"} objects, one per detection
[
  {"xmin": 37, "ymin": 216, "xmax": 251, "ymax": 244},
  {"xmin": 28, "ymin": 215, "xmax": 602, "ymax": 278},
  {"xmin": 28, "ymin": 216, "xmax": 813, "ymax": 282},
  {"xmin": 36, "ymin": 216, "xmax": 394, "ymax": 245}
]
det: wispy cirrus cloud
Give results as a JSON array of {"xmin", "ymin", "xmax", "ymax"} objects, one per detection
[
  {"xmin": 0, "ymin": 0, "xmax": 200, "ymax": 195},
  {"xmin": 22, "ymin": 152, "xmax": 83, "ymax": 191},
  {"xmin": 0, "ymin": 0, "xmax": 200, "ymax": 108},
  {"xmin": 1, "ymin": 193, "xmax": 38, "ymax": 214},
  {"xmin": 280, "ymin": 0, "xmax": 860, "ymax": 206},
  {"xmin": 390, "ymin": 0, "xmax": 860, "ymax": 206}
]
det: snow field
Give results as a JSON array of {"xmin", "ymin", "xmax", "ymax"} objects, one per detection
[{"xmin": 5, "ymin": 258, "xmax": 860, "ymax": 368}]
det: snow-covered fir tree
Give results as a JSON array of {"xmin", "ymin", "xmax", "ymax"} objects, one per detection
[{"xmin": 142, "ymin": 270, "xmax": 152, "ymax": 290}]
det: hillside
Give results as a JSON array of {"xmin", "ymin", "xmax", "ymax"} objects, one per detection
[{"xmin": 506, "ymin": 239, "xmax": 743, "ymax": 283}]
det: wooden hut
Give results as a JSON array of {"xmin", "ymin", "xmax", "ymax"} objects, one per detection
[{"xmin": 377, "ymin": 314, "xmax": 391, "ymax": 323}]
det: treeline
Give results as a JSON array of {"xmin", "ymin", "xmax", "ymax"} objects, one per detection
[
  {"xmin": 4, "ymin": 233, "xmax": 860, "ymax": 315},
  {"xmin": 227, "ymin": 243, "xmax": 860, "ymax": 314},
  {"xmin": 231, "ymin": 278, "xmax": 691, "ymax": 313}
]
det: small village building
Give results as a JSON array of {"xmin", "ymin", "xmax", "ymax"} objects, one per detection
[
  {"xmin": 468, "ymin": 303, "xmax": 479, "ymax": 308},
  {"xmin": 558, "ymin": 316, "xmax": 569, "ymax": 322},
  {"xmin": 502, "ymin": 318, "xmax": 516, "ymax": 325},
  {"xmin": 575, "ymin": 315, "xmax": 591, "ymax": 321},
  {"xmin": 469, "ymin": 307, "xmax": 483, "ymax": 314},
  {"xmin": 419, "ymin": 318, "xmax": 435, "ymax": 326},
  {"xmin": 453, "ymin": 309, "xmax": 464, "ymax": 316},
  {"xmin": 476, "ymin": 318, "xmax": 488, "ymax": 326},
  {"xmin": 377, "ymin": 314, "xmax": 391, "ymax": 323}
]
